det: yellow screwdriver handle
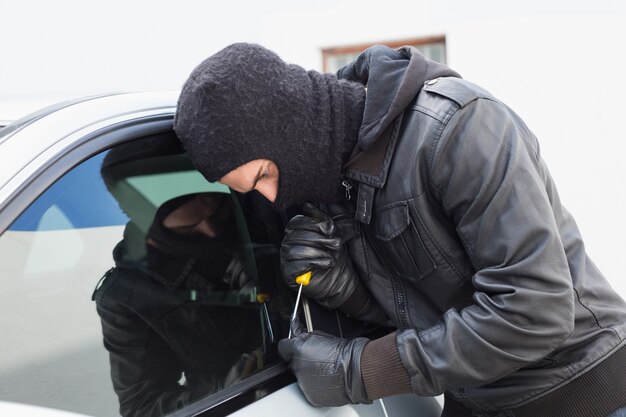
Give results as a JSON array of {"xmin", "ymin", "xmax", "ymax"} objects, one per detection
[{"xmin": 295, "ymin": 271, "xmax": 312, "ymax": 286}]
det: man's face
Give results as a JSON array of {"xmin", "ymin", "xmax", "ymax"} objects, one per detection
[{"xmin": 219, "ymin": 159, "xmax": 279, "ymax": 203}]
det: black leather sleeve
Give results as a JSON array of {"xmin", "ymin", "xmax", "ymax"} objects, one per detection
[{"xmin": 396, "ymin": 98, "xmax": 575, "ymax": 395}]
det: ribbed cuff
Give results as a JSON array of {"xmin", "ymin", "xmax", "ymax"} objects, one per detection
[{"xmin": 360, "ymin": 331, "xmax": 413, "ymax": 400}]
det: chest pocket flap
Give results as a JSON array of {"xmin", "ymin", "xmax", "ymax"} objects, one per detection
[
  {"xmin": 373, "ymin": 203, "xmax": 410, "ymax": 241},
  {"xmin": 372, "ymin": 202, "xmax": 436, "ymax": 281}
]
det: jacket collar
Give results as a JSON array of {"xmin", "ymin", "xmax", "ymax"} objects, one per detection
[
  {"xmin": 336, "ymin": 45, "xmax": 460, "ymax": 223},
  {"xmin": 343, "ymin": 115, "xmax": 403, "ymax": 224},
  {"xmin": 337, "ymin": 45, "xmax": 458, "ymax": 153}
]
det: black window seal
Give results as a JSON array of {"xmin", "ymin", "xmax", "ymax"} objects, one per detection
[{"xmin": 167, "ymin": 364, "xmax": 295, "ymax": 417}]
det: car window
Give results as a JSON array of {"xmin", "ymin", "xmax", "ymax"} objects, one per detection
[{"xmin": 0, "ymin": 133, "xmax": 289, "ymax": 417}]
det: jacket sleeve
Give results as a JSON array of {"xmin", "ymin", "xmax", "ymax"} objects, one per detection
[
  {"xmin": 395, "ymin": 97, "xmax": 575, "ymax": 395},
  {"xmin": 96, "ymin": 299, "xmax": 200, "ymax": 417}
]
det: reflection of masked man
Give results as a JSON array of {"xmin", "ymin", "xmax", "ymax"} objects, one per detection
[{"xmin": 93, "ymin": 192, "xmax": 264, "ymax": 417}]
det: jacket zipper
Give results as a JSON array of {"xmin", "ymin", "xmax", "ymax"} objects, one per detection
[
  {"xmin": 345, "ymin": 176, "xmax": 409, "ymax": 328},
  {"xmin": 342, "ymin": 179, "xmax": 353, "ymax": 200},
  {"xmin": 389, "ymin": 268, "xmax": 410, "ymax": 330},
  {"xmin": 362, "ymin": 224, "xmax": 410, "ymax": 329}
]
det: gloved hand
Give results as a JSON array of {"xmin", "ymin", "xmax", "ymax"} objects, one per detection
[
  {"xmin": 281, "ymin": 203, "xmax": 358, "ymax": 310},
  {"xmin": 278, "ymin": 320, "xmax": 371, "ymax": 407}
]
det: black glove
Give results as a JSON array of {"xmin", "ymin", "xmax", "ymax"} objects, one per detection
[
  {"xmin": 278, "ymin": 320, "xmax": 371, "ymax": 407},
  {"xmin": 281, "ymin": 203, "xmax": 358, "ymax": 310}
]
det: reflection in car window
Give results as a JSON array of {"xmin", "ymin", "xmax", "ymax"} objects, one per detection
[{"xmin": 0, "ymin": 133, "xmax": 289, "ymax": 417}]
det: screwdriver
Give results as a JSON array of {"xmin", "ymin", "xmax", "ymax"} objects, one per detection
[{"xmin": 288, "ymin": 271, "xmax": 311, "ymax": 339}]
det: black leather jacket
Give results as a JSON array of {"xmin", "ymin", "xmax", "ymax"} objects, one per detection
[{"xmin": 333, "ymin": 47, "xmax": 626, "ymax": 413}]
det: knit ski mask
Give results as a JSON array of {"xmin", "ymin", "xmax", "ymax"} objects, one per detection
[
  {"xmin": 145, "ymin": 193, "xmax": 238, "ymax": 291},
  {"xmin": 174, "ymin": 43, "xmax": 366, "ymax": 210}
]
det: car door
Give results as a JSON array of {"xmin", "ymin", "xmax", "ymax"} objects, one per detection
[
  {"xmin": 0, "ymin": 118, "xmax": 290, "ymax": 417},
  {"xmin": 0, "ymin": 101, "xmax": 441, "ymax": 417}
]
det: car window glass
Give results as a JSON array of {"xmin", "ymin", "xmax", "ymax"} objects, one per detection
[{"xmin": 0, "ymin": 133, "xmax": 288, "ymax": 417}]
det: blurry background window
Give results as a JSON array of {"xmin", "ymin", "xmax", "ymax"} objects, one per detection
[{"xmin": 322, "ymin": 35, "xmax": 447, "ymax": 74}]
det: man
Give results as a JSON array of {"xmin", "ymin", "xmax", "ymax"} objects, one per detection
[{"xmin": 173, "ymin": 43, "xmax": 626, "ymax": 417}]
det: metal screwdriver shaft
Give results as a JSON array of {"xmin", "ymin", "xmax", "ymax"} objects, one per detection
[{"xmin": 288, "ymin": 271, "xmax": 311, "ymax": 339}]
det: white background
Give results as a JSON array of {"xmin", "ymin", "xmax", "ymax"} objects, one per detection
[{"xmin": 2, "ymin": 0, "xmax": 625, "ymax": 297}]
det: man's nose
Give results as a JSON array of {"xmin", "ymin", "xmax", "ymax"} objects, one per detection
[
  {"xmin": 256, "ymin": 183, "xmax": 277, "ymax": 203},
  {"xmin": 195, "ymin": 218, "xmax": 218, "ymax": 238}
]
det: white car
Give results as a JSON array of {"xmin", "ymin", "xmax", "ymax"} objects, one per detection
[{"xmin": 0, "ymin": 93, "xmax": 441, "ymax": 417}]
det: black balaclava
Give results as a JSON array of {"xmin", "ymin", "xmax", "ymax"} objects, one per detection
[
  {"xmin": 174, "ymin": 43, "xmax": 366, "ymax": 210},
  {"xmin": 145, "ymin": 193, "xmax": 238, "ymax": 291}
]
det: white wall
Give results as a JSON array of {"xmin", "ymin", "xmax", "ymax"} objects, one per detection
[
  {"xmin": 444, "ymin": 7, "xmax": 626, "ymax": 298},
  {"xmin": 2, "ymin": 0, "xmax": 625, "ymax": 296}
]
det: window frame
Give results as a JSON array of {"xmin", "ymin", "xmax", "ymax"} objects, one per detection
[
  {"xmin": 0, "ymin": 115, "xmax": 295, "ymax": 417},
  {"xmin": 0, "ymin": 115, "xmax": 171, "ymax": 234}
]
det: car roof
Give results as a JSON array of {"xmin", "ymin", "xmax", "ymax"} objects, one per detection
[
  {"xmin": 0, "ymin": 91, "xmax": 179, "ymax": 201},
  {"xmin": 0, "ymin": 97, "xmax": 74, "ymax": 127}
]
